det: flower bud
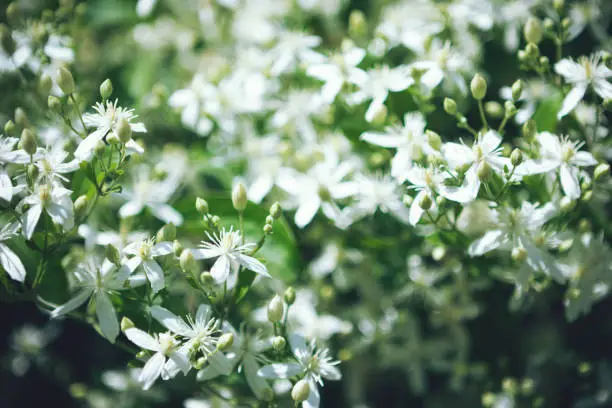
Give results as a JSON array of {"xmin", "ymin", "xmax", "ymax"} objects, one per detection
[
  {"xmin": 195, "ymin": 197, "xmax": 209, "ymax": 214},
  {"xmin": 482, "ymin": 392, "xmax": 496, "ymax": 407},
  {"xmin": 443, "ymin": 97, "xmax": 457, "ymax": 115},
  {"xmin": 603, "ymin": 98, "xmax": 612, "ymax": 112},
  {"xmin": 578, "ymin": 219, "xmax": 591, "ymax": 233},
  {"xmin": 217, "ymin": 333, "xmax": 234, "ymax": 351},
  {"xmin": 156, "ymin": 223, "xmax": 176, "ymax": 243},
  {"xmin": 539, "ymin": 56, "xmax": 549, "ymax": 70},
  {"xmin": 211, "ymin": 215, "xmax": 221, "ymax": 228},
  {"xmin": 263, "ymin": 223, "xmax": 273, "ymax": 235},
  {"xmin": 38, "ymin": 73, "xmax": 53, "ymax": 95},
  {"xmin": 267, "ymin": 295, "xmax": 284, "ymax": 323},
  {"xmin": 504, "ymin": 100, "xmax": 517, "ymax": 117},
  {"xmin": 371, "ymin": 104, "xmax": 388, "ymax": 126},
  {"xmin": 559, "ymin": 196, "xmax": 575, "ymax": 213},
  {"xmin": 6, "ymin": 3, "xmax": 21, "ymax": 26},
  {"xmin": 402, "ymin": 194, "xmax": 413, "ymax": 206},
  {"xmin": 426, "ymin": 130, "xmax": 442, "ymax": 150},
  {"xmin": 543, "ymin": 18, "xmax": 555, "ymax": 31},
  {"xmin": 269, "ymin": 201, "xmax": 282, "ymax": 219},
  {"xmin": 232, "ymin": 183, "xmax": 248, "ymax": 211},
  {"xmin": 172, "ymin": 240, "xmax": 183, "ymax": 257},
  {"xmin": 525, "ymin": 43, "xmax": 539, "ymax": 59},
  {"xmin": 57, "ymin": 66, "xmax": 76, "ymax": 95},
  {"xmin": 418, "ymin": 193, "xmax": 432, "ymax": 210},
  {"xmin": 524, "ymin": 17, "xmax": 543, "ymax": 44},
  {"xmin": 272, "ymin": 336, "xmax": 286, "ymax": 351},
  {"xmin": 4, "ymin": 120, "xmax": 15, "ymax": 136},
  {"xmin": 74, "ymin": 195, "xmax": 89, "ymax": 218},
  {"xmin": 94, "ymin": 140, "xmax": 106, "ymax": 157},
  {"xmin": 265, "ymin": 215, "xmax": 274, "ymax": 226},
  {"xmin": 594, "ymin": 163, "xmax": 610, "ymax": 181},
  {"xmin": 510, "ymin": 148, "xmax": 523, "ymax": 167},
  {"xmin": 180, "ymin": 249, "xmax": 198, "ymax": 275},
  {"xmin": 291, "ymin": 380, "xmax": 311, "ymax": 403},
  {"xmin": 581, "ymin": 190, "xmax": 592, "ymax": 202},
  {"xmin": 553, "ymin": 0, "xmax": 564, "ymax": 13},
  {"xmin": 348, "ymin": 10, "xmax": 366, "ymax": 39},
  {"xmin": 14, "ymin": 107, "xmax": 28, "ymax": 129},
  {"xmin": 27, "ymin": 163, "xmax": 39, "ymax": 181},
  {"xmin": 106, "ymin": 244, "xmax": 122, "ymax": 266},
  {"xmin": 477, "ymin": 161, "xmax": 491, "ymax": 180},
  {"xmin": 284, "ymin": 286, "xmax": 296, "ymax": 305},
  {"xmin": 511, "ymin": 79, "xmax": 523, "ymax": 101},
  {"xmin": 522, "ymin": 119, "xmax": 537, "ymax": 140},
  {"xmin": 100, "ymin": 78, "xmax": 113, "ymax": 100},
  {"xmin": 200, "ymin": 271, "xmax": 213, "ymax": 285},
  {"xmin": 116, "ymin": 117, "xmax": 132, "ymax": 144},
  {"xmin": 511, "ymin": 247, "xmax": 527, "ymax": 262},
  {"xmin": 485, "ymin": 101, "xmax": 503, "ymax": 118},
  {"xmin": 470, "ymin": 73, "xmax": 487, "ymax": 100},
  {"xmin": 193, "ymin": 356, "xmax": 207, "ymax": 370},
  {"xmin": 120, "ymin": 317, "xmax": 135, "ymax": 332},
  {"xmin": 48, "ymin": 95, "xmax": 62, "ymax": 113},
  {"xmin": 20, "ymin": 128, "xmax": 37, "ymax": 156}
]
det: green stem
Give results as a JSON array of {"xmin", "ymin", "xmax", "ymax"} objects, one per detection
[
  {"xmin": 70, "ymin": 94, "xmax": 88, "ymax": 132},
  {"xmin": 477, "ymin": 100, "xmax": 488, "ymax": 132}
]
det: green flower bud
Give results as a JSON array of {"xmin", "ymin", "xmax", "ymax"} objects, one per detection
[
  {"xmin": 522, "ymin": 119, "xmax": 537, "ymax": 140},
  {"xmin": 553, "ymin": 0, "xmax": 564, "ymax": 13},
  {"xmin": 27, "ymin": 163, "xmax": 39, "ymax": 181},
  {"xmin": 484, "ymin": 101, "xmax": 503, "ymax": 118},
  {"xmin": 120, "ymin": 317, "xmax": 135, "ymax": 332},
  {"xmin": 539, "ymin": 56, "xmax": 549, "ymax": 70},
  {"xmin": 510, "ymin": 148, "xmax": 523, "ymax": 167},
  {"xmin": 232, "ymin": 183, "xmax": 248, "ymax": 211},
  {"xmin": 511, "ymin": 247, "xmax": 527, "ymax": 262},
  {"xmin": 477, "ymin": 161, "xmax": 491, "ymax": 180},
  {"xmin": 172, "ymin": 240, "xmax": 183, "ymax": 257},
  {"xmin": 211, "ymin": 215, "xmax": 221, "ymax": 228},
  {"xmin": 116, "ymin": 117, "xmax": 132, "ymax": 144},
  {"xmin": 200, "ymin": 271, "xmax": 213, "ymax": 285},
  {"xmin": 196, "ymin": 197, "xmax": 209, "ymax": 214},
  {"xmin": 603, "ymin": 98, "xmax": 612, "ymax": 112},
  {"xmin": 100, "ymin": 78, "xmax": 113, "ymax": 100},
  {"xmin": 180, "ymin": 249, "xmax": 198, "ymax": 275},
  {"xmin": 4, "ymin": 120, "xmax": 15, "ymax": 136},
  {"xmin": 517, "ymin": 50, "xmax": 527, "ymax": 62},
  {"xmin": 559, "ymin": 196, "xmax": 575, "ymax": 213},
  {"xmin": 524, "ymin": 17, "xmax": 543, "ymax": 44},
  {"xmin": 502, "ymin": 378, "xmax": 517, "ymax": 394},
  {"xmin": 443, "ymin": 97, "xmax": 457, "ymax": 115},
  {"xmin": 38, "ymin": 73, "xmax": 53, "ymax": 95},
  {"xmin": 193, "ymin": 356, "xmax": 207, "ymax": 370},
  {"xmin": 272, "ymin": 336, "xmax": 286, "ymax": 351},
  {"xmin": 348, "ymin": 10, "xmax": 367, "ymax": 39},
  {"xmin": 504, "ymin": 100, "xmax": 517, "ymax": 117},
  {"xmin": 69, "ymin": 383, "xmax": 87, "ymax": 399},
  {"xmin": 561, "ymin": 17, "xmax": 570, "ymax": 30},
  {"xmin": 105, "ymin": 244, "xmax": 122, "ymax": 266},
  {"xmin": 263, "ymin": 223, "xmax": 273, "ymax": 235},
  {"xmin": 14, "ymin": 107, "xmax": 28, "ymax": 129},
  {"xmin": 48, "ymin": 95, "xmax": 62, "ymax": 113},
  {"xmin": 284, "ymin": 286, "xmax": 296, "ymax": 305},
  {"xmin": 470, "ymin": 73, "xmax": 487, "ymax": 100},
  {"xmin": 6, "ymin": 3, "xmax": 21, "ymax": 26},
  {"xmin": 581, "ymin": 190, "xmax": 593, "ymax": 202},
  {"xmin": 265, "ymin": 215, "xmax": 274, "ymax": 225},
  {"xmin": 94, "ymin": 140, "xmax": 106, "ymax": 157},
  {"xmin": 74, "ymin": 195, "xmax": 89, "ymax": 218},
  {"xmin": 482, "ymin": 392, "xmax": 496, "ymax": 407},
  {"xmin": 217, "ymin": 333, "xmax": 234, "ymax": 351},
  {"xmin": 426, "ymin": 130, "xmax": 442, "ymax": 150},
  {"xmin": 594, "ymin": 163, "xmax": 610, "ymax": 181},
  {"xmin": 57, "ymin": 66, "xmax": 75, "ymax": 95},
  {"xmin": 291, "ymin": 380, "xmax": 311, "ymax": 403},
  {"xmin": 418, "ymin": 193, "xmax": 432, "ymax": 210},
  {"xmin": 525, "ymin": 43, "xmax": 539, "ymax": 59},
  {"xmin": 20, "ymin": 128, "xmax": 37, "ymax": 156},
  {"xmin": 543, "ymin": 18, "xmax": 555, "ymax": 31},
  {"xmin": 270, "ymin": 201, "xmax": 282, "ymax": 219},
  {"xmin": 157, "ymin": 223, "xmax": 176, "ymax": 243},
  {"xmin": 511, "ymin": 79, "xmax": 523, "ymax": 101},
  {"xmin": 267, "ymin": 295, "xmax": 284, "ymax": 323}
]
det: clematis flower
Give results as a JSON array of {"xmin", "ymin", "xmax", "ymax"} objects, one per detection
[
  {"xmin": 0, "ymin": 222, "xmax": 26, "ymax": 282},
  {"xmin": 0, "ymin": 135, "xmax": 29, "ymax": 202},
  {"xmin": 123, "ymin": 239, "xmax": 173, "ymax": 293},
  {"xmin": 191, "ymin": 227, "xmax": 270, "ymax": 283},
  {"xmin": 19, "ymin": 183, "xmax": 74, "ymax": 240}
]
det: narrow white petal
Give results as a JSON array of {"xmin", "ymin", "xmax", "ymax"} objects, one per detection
[
  {"xmin": 143, "ymin": 260, "xmax": 165, "ymax": 293},
  {"xmin": 210, "ymin": 255, "xmax": 230, "ymax": 283},
  {"xmin": 303, "ymin": 379, "xmax": 321, "ymax": 408},
  {"xmin": 150, "ymin": 306, "xmax": 192, "ymax": 336},
  {"xmin": 124, "ymin": 328, "xmax": 160, "ymax": 351},
  {"xmin": 148, "ymin": 204, "xmax": 184, "ymax": 226},
  {"xmin": 151, "ymin": 242, "xmax": 173, "ymax": 257},
  {"xmin": 244, "ymin": 355, "xmax": 272, "ymax": 400},
  {"xmin": 139, "ymin": 352, "xmax": 165, "ymax": 390},
  {"xmin": 0, "ymin": 243, "xmax": 26, "ymax": 282},
  {"xmin": 22, "ymin": 204, "xmax": 42, "ymax": 240},
  {"xmin": 168, "ymin": 350, "xmax": 191, "ymax": 375},
  {"xmin": 119, "ymin": 200, "xmax": 144, "ymax": 218},
  {"xmin": 257, "ymin": 363, "xmax": 304, "ymax": 379},
  {"xmin": 557, "ymin": 84, "xmax": 587, "ymax": 119},
  {"xmin": 295, "ymin": 197, "xmax": 321, "ymax": 228},
  {"xmin": 235, "ymin": 254, "xmax": 270, "ymax": 277},
  {"xmin": 96, "ymin": 291, "xmax": 119, "ymax": 343},
  {"xmin": 468, "ymin": 230, "xmax": 505, "ymax": 256},
  {"xmin": 0, "ymin": 168, "xmax": 13, "ymax": 202},
  {"xmin": 559, "ymin": 165, "xmax": 581, "ymax": 199},
  {"xmin": 51, "ymin": 289, "xmax": 93, "ymax": 317}
]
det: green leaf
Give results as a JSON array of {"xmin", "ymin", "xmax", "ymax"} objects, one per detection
[{"xmin": 532, "ymin": 91, "xmax": 562, "ymax": 132}]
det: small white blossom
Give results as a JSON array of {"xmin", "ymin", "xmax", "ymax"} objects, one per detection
[
  {"xmin": 19, "ymin": 183, "xmax": 74, "ymax": 240},
  {"xmin": 123, "ymin": 239, "xmax": 174, "ymax": 293},
  {"xmin": 0, "ymin": 222, "xmax": 26, "ymax": 282}
]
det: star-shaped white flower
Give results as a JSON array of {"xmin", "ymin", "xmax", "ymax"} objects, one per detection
[
  {"xmin": 123, "ymin": 239, "xmax": 173, "ymax": 293},
  {"xmin": 0, "ymin": 222, "xmax": 26, "ymax": 282},
  {"xmin": 19, "ymin": 183, "xmax": 74, "ymax": 240}
]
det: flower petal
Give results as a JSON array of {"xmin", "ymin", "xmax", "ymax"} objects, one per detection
[
  {"xmin": 124, "ymin": 327, "xmax": 160, "ymax": 351},
  {"xmin": 143, "ymin": 260, "xmax": 165, "ymax": 293},
  {"xmin": 22, "ymin": 204, "xmax": 42, "ymax": 240},
  {"xmin": 150, "ymin": 305, "xmax": 192, "ymax": 336},
  {"xmin": 96, "ymin": 291, "xmax": 119, "ymax": 343},
  {"xmin": 0, "ymin": 243, "xmax": 26, "ymax": 282},
  {"xmin": 139, "ymin": 352, "xmax": 165, "ymax": 390},
  {"xmin": 244, "ymin": 355, "xmax": 272, "ymax": 400},
  {"xmin": 51, "ymin": 288, "xmax": 93, "ymax": 317},
  {"xmin": 210, "ymin": 255, "xmax": 230, "ymax": 283},
  {"xmin": 559, "ymin": 164, "xmax": 580, "ymax": 199},
  {"xmin": 235, "ymin": 254, "xmax": 270, "ymax": 277},
  {"xmin": 468, "ymin": 230, "xmax": 505, "ymax": 256},
  {"xmin": 557, "ymin": 84, "xmax": 587, "ymax": 119},
  {"xmin": 257, "ymin": 363, "xmax": 304, "ymax": 379}
]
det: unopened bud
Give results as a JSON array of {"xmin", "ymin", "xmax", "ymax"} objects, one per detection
[
  {"xmin": 284, "ymin": 287, "xmax": 296, "ymax": 305},
  {"xmin": 20, "ymin": 128, "xmax": 37, "ymax": 156},
  {"xmin": 200, "ymin": 271, "xmax": 213, "ymax": 285},
  {"xmin": 594, "ymin": 163, "xmax": 610, "ymax": 181},
  {"xmin": 6, "ymin": 3, "xmax": 21, "ymax": 26},
  {"xmin": 578, "ymin": 218, "xmax": 591, "ymax": 233},
  {"xmin": 106, "ymin": 244, "xmax": 122, "ymax": 266},
  {"xmin": 267, "ymin": 295, "xmax": 284, "ymax": 323},
  {"xmin": 470, "ymin": 73, "xmax": 487, "ymax": 100},
  {"xmin": 57, "ymin": 66, "xmax": 75, "ymax": 95},
  {"xmin": 193, "ymin": 356, "xmax": 207, "ymax": 370},
  {"xmin": 511, "ymin": 79, "xmax": 523, "ymax": 101},
  {"xmin": 74, "ymin": 195, "xmax": 89, "ymax": 217},
  {"xmin": 38, "ymin": 73, "xmax": 53, "ymax": 95},
  {"xmin": 48, "ymin": 95, "xmax": 62, "ymax": 113},
  {"xmin": 525, "ymin": 43, "xmax": 539, "ymax": 59},
  {"xmin": 511, "ymin": 247, "xmax": 528, "ymax": 262},
  {"xmin": 291, "ymin": 380, "xmax": 311, "ymax": 403},
  {"xmin": 272, "ymin": 336, "xmax": 286, "ymax": 351},
  {"xmin": 156, "ymin": 223, "xmax": 176, "ymax": 243},
  {"xmin": 524, "ymin": 17, "xmax": 543, "ymax": 44},
  {"xmin": 482, "ymin": 392, "xmax": 496, "ymax": 407},
  {"xmin": 4, "ymin": 120, "xmax": 15, "ymax": 136},
  {"xmin": 426, "ymin": 130, "xmax": 442, "ymax": 150},
  {"xmin": 477, "ymin": 161, "xmax": 491, "ymax": 180},
  {"xmin": 120, "ymin": 317, "xmax": 135, "ymax": 332},
  {"xmin": 195, "ymin": 197, "xmax": 209, "ymax": 214},
  {"xmin": 510, "ymin": 148, "xmax": 523, "ymax": 166},
  {"xmin": 211, "ymin": 215, "xmax": 221, "ymax": 228},
  {"xmin": 418, "ymin": 193, "xmax": 432, "ymax": 210},
  {"xmin": 522, "ymin": 119, "xmax": 537, "ymax": 140},
  {"xmin": 553, "ymin": 0, "xmax": 564, "ymax": 13},
  {"xmin": 100, "ymin": 78, "xmax": 113, "ymax": 100},
  {"xmin": 539, "ymin": 56, "xmax": 549, "ymax": 70},
  {"xmin": 485, "ymin": 101, "xmax": 503, "ymax": 118},
  {"xmin": 14, "ymin": 107, "xmax": 28, "ymax": 129},
  {"xmin": 443, "ymin": 97, "xmax": 457, "ymax": 115},
  {"xmin": 27, "ymin": 163, "xmax": 39, "ymax": 181},
  {"xmin": 268, "ymin": 203, "xmax": 281, "ymax": 221},
  {"xmin": 94, "ymin": 140, "xmax": 106, "ymax": 157},
  {"xmin": 265, "ymin": 215, "xmax": 274, "ymax": 226},
  {"xmin": 504, "ymin": 100, "xmax": 517, "ymax": 117},
  {"xmin": 172, "ymin": 240, "xmax": 183, "ymax": 257},
  {"xmin": 116, "ymin": 118, "xmax": 132, "ymax": 144},
  {"xmin": 217, "ymin": 333, "xmax": 234, "ymax": 351},
  {"xmin": 559, "ymin": 196, "xmax": 575, "ymax": 213},
  {"xmin": 180, "ymin": 249, "xmax": 198, "ymax": 275},
  {"xmin": 581, "ymin": 190, "xmax": 593, "ymax": 202},
  {"xmin": 232, "ymin": 183, "xmax": 248, "ymax": 211},
  {"xmin": 348, "ymin": 10, "xmax": 366, "ymax": 38},
  {"xmin": 263, "ymin": 224, "xmax": 273, "ymax": 235}
]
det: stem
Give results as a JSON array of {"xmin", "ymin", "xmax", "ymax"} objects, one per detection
[
  {"xmin": 498, "ymin": 115, "xmax": 510, "ymax": 133},
  {"xmin": 477, "ymin": 100, "xmax": 488, "ymax": 132},
  {"xmin": 70, "ymin": 94, "xmax": 87, "ymax": 132}
]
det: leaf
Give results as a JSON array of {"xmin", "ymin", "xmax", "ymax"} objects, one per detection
[{"xmin": 532, "ymin": 91, "xmax": 563, "ymax": 133}]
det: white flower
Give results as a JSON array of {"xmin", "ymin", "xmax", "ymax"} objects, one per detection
[
  {"xmin": 287, "ymin": 289, "xmax": 352, "ymax": 340},
  {"xmin": 516, "ymin": 132, "xmax": 597, "ymax": 199},
  {"xmin": 0, "ymin": 222, "xmax": 26, "ymax": 282},
  {"xmin": 500, "ymin": 79, "xmax": 551, "ymax": 124},
  {"xmin": 468, "ymin": 202, "xmax": 563, "ymax": 282},
  {"xmin": 123, "ymin": 328, "xmax": 190, "ymax": 390},
  {"xmin": 75, "ymin": 99, "xmax": 146, "ymax": 161},
  {"xmin": 136, "ymin": 0, "xmax": 157, "ymax": 17},
  {"xmin": 268, "ymin": 31, "xmax": 324, "ymax": 76},
  {"xmin": 192, "ymin": 227, "xmax": 270, "ymax": 283},
  {"xmin": 78, "ymin": 224, "xmax": 149, "ymax": 251},
  {"xmin": 348, "ymin": 65, "xmax": 414, "ymax": 122},
  {"xmin": 404, "ymin": 166, "xmax": 451, "ymax": 225},
  {"xmin": 410, "ymin": 39, "xmax": 470, "ymax": 93},
  {"xmin": 123, "ymin": 239, "xmax": 173, "ymax": 293},
  {"xmin": 19, "ymin": 183, "xmax": 74, "ymax": 240},
  {"xmin": 258, "ymin": 334, "xmax": 341, "ymax": 408},
  {"xmin": 34, "ymin": 144, "xmax": 80, "ymax": 186},
  {"xmin": 555, "ymin": 53, "xmax": 612, "ymax": 119},
  {"xmin": 49, "ymin": 258, "xmax": 133, "ymax": 342},
  {"xmin": 0, "ymin": 136, "xmax": 29, "ymax": 202},
  {"xmin": 269, "ymin": 90, "xmax": 327, "ymax": 143},
  {"xmin": 441, "ymin": 130, "xmax": 511, "ymax": 203}
]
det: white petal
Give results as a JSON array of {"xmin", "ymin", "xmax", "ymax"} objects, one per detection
[
  {"xmin": 365, "ymin": 95, "xmax": 386, "ymax": 123},
  {"xmin": 439, "ymin": 165, "xmax": 479, "ymax": 204},
  {"xmin": 572, "ymin": 151, "xmax": 597, "ymax": 167},
  {"xmin": 124, "ymin": 328, "xmax": 160, "ymax": 351},
  {"xmin": 46, "ymin": 202, "xmax": 73, "ymax": 230},
  {"xmin": 22, "ymin": 204, "xmax": 42, "ymax": 240},
  {"xmin": 0, "ymin": 168, "xmax": 13, "ymax": 202},
  {"xmin": 210, "ymin": 255, "xmax": 230, "ymax": 283},
  {"xmin": 244, "ymin": 355, "xmax": 272, "ymax": 400},
  {"xmin": 557, "ymin": 84, "xmax": 587, "ymax": 119},
  {"xmin": 148, "ymin": 204, "xmax": 184, "ymax": 226},
  {"xmin": 257, "ymin": 363, "xmax": 304, "ymax": 379},
  {"xmin": 139, "ymin": 352, "xmax": 165, "ymax": 390},
  {"xmin": 360, "ymin": 132, "xmax": 403, "ymax": 148},
  {"xmin": 143, "ymin": 260, "xmax": 165, "ymax": 293},
  {"xmin": 559, "ymin": 165, "xmax": 580, "ymax": 199},
  {"xmin": 119, "ymin": 200, "xmax": 143, "ymax": 218},
  {"xmin": 74, "ymin": 130, "xmax": 105, "ymax": 161},
  {"xmin": 441, "ymin": 143, "xmax": 474, "ymax": 169},
  {"xmin": 51, "ymin": 289, "xmax": 93, "ymax": 317},
  {"xmin": 288, "ymin": 333, "xmax": 309, "ymax": 356},
  {"xmin": 96, "ymin": 291, "xmax": 119, "ymax": 343},
  {"xmin": 409, "ymin": 191, "xmax": 426, "ymax": 226},
  {"xmin": 303, "ymin": 379, "xmax": 320, "ymax": 408},
  {"xmin": 191, "ymin": 247, "xmax": 221, "ymax": 260},
  {"xmin": 151, "ymin": 242, "xmax": 173, "ymax": 257},
  {"xmin": 150, "ymin": 306, "xmax": 192, "ymax": 336},
  {"xmin": 235, "ymin": 254, "xmax": 270, "ymax": 277},
  {"xmin": 168, "ymin": 350, "xmax": 191, "ymax": 375},
  {"xmin": 0, "ymin": 243, "xmax": 26, "ymax": 282},
  {"xmin": 295, "ymin": 197, "xmax": 321, "ymax": 228},
  {"xmin": 468, "ymin": 230, "xmax": 505, "ymax": 256}
]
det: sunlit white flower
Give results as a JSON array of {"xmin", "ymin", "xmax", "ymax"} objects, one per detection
[
  {"xmin": 136, "ymin": 0, "xmax": 157, "ymax": 17},
  {"xmin": 192, "ymin": 227, "xmax": 270, "ymax": 283},
  {"xmin": 376, "ymin": 1, "xmax": 443, "ymax": 52},
  {"xmin": 404, "ymin": 166, "xmax": 451, "ymax": 225},
  {"xmin": 410, "ymin": 39, "xmax": 470, "ymax": 93},
  {"xmin": 270, "ymin": 90, "xmax": 327, "ymax": 143},
  {"xmin": 268, "ymin": 31, "xmax": 324, "ymax": 76},
  {"xmin": 555, "ymin": 53, "xmax": 612, "ymax": 119},
  {"xmin": 516, "ymin": 132, "xmax": 597, "ymax": 199},
  {"xmin": 19, "ymin": 183, "xmax": 74, "ymax": 240},
  {"xmin": 0, "ymin": 222, "xmax": 26, "ymax": 282},
  {"xmin": 124, "ymin": 328, "xmax": 190, "ymax": 390},
  {"xmin": 75, "ymin": 99, "xmax": 146, "ymax": 161},
  {"xmin": 258, "ymin": 334, "xmax": 341, "ymax": 408},
  {"xmin": 49, "ymin": 257, "xmax": 134, "ymax": 342},
  {"xmin": 33, "ymin": 144, "xmax": 80, "ymax": 186},
  {"xmin": 123, "ymin": 239, "xmax": 173, "ymax": 293}
]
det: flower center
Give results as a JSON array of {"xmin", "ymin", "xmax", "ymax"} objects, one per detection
[
  {"xmin": 39, "ymin": 185, "xmax": 51, "ymax": 204},
  {"xmin": 158, "ymin": 333, "xmax": 175, "ymax": 356},
  {"xmin": 562, "ymin": 144, "xmax": 575, "ymax": 162},
  {"xmin": 139, "ymin": 243, "xmax": 152, "ymax": 259}
]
